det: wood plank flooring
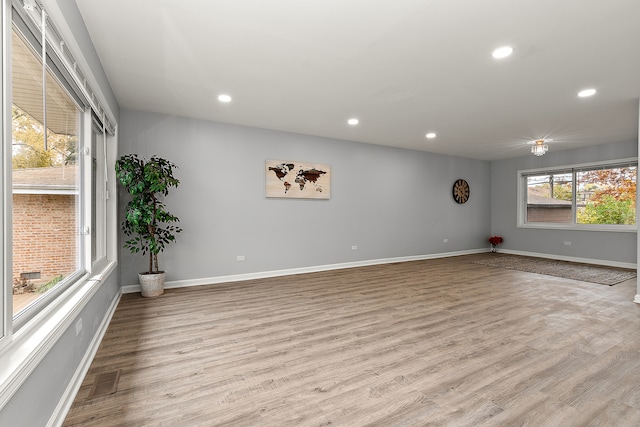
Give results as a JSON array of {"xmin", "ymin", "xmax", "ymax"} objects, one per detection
[{"xmin": 63, "ymin": 254, "xmax": 640, "ymax": 426}]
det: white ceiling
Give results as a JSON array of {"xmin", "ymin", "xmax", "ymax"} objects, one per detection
[{"xmin": 75, "ymin": 0, "xmax": 640, "ymax": 161}]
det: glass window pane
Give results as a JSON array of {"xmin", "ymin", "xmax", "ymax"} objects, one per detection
[
  {"xmin": 576, "ymin": 166, "xmax": 636, "ymax": 225},
  {"xmin": 91, "ymin": 124, "xmax": 106, "ymax": 265},
  {"xmin": 11, "ymin": 29, "xmax": 81, "ymax": 316},
  {"xmin": 526, "ymin": 173, "xmax": 573, "ymax": 223}
]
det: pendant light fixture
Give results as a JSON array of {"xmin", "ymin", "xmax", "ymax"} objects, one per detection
[{"xmin": 531, "ymin": 139, "xmax": 549, "ymax": 156}]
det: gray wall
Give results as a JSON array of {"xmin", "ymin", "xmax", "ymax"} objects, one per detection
[
  {"xmin": 118, "ymin": 109, "xmax": 492, "ymax": 285},
  {"xmin": 491, "ymin": 139, "xmax": 638, "ymax": 264}
]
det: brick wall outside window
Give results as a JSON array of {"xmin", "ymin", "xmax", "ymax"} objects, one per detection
[{"xmin": 12, "ymin": 194, "xmax": 78, "ymax": 284}]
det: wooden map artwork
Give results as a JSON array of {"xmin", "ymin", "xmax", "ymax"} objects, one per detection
[{"xmin": 266, "ymin": 160, "xmax": 331, "ymax": 199}]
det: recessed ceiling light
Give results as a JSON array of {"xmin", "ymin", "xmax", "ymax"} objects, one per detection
[
  {"xmin": 491, "ymin": 46, "xmax": 514, "ymax": 59},
  {"xmin": 348, "ymin": 118, "xmax": 359, "ymax": 125},
  {"xmin": 218, "ymin": 94, "xmax": 232, "ymax": 103},
  {"xmin": 426, "ymin": 133, "xmax": 436, "ymax": 139},
  {"xmin": 578, "ymin": 88, "xmax": 596, "ymax": 98}
]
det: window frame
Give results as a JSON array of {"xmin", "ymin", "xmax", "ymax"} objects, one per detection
[
  {"xmin": 1, "ymin": 0, "xmax": 9, "ymax": 343},
  {"xmin": 89, "ymin": 115, "xmax": 108, "ymax": 270},
  {"xmin": 10, "ymin": 22, "xmax": 87, "ymax": 329},
  {"xmin": 517, "ymin": 158, "xmax": 638, "ymax": 233}
]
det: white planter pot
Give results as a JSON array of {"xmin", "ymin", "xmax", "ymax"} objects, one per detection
[{"xmin": 138, "ymin": 272, "xmax": 165, "ymax": 298}]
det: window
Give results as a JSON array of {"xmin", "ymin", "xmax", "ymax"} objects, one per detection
[
  {"xmin": 11, "ymin": 27, "xmax": 83, "ymax": 318},
  {"xmin": 525, "ymin": 171, "xmax": 573, "ymax": 223},
  {"xmin": 519, "ymin": 160, "xmax": 637, "ymax": 231},
  {"xmin": 91, "ymin": 117, "xmax": 107, "ymax": 266},
  {"xmin": 576, "ymin": 166, "xmax": 636, "ymax": 225},
  {"xmin": 3, "ymin": 1, "xmax": 115, "ymax": 338}
]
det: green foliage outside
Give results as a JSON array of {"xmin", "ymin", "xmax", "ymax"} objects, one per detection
[
  {"xmin": 577, "ymin": 168, "xmax": 636, "ymax": 225},
  {"xmin": 12, "ymin": 105, "xmax": 77, "ymax": 169},
  {"xmin": 552, "ymin": 184, "xmax": 572, "ymax": 201},
  {"xmin": 577, "ymin": 195, "xmax": 636, "ymax": 225},
  {"xmin": 37, "ymin": 275, "xmax": 64, "ymax": 294},
  {"xmin": 533, "ymin": 182, "xmax": 572, "ymax": 201}
]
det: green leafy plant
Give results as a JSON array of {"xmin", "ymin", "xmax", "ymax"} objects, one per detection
[
  {"xmin": 115, "ymin": 154, "xmax": 182, "ymax": 274},
  {"xmin": 577, "ymin": 195, "xmax": 635, "ymax": 225},
  {"xmin": 37, "ymin": 275, "xmax": 64, "ymax": 294}
]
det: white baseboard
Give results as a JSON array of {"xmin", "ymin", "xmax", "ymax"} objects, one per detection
[
  {"xmin": 122, "ymin": 248, "xmax": 637, "ymax": 294},
  {"xmin": 634, "ymin": 295, "xmax": 640, "ymax": 304},
  {"xmin": 47, "ymin": 291, "xmax": 122, "ymax": 427},
  {"xmin": 497, "ymin": 249, "xmax": 637, "ymax": 270},
  {"xmin": 121, "ymin": 249, "xmax": 487, "ymax": 293}
]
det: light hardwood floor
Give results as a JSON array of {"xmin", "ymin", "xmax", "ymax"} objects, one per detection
[{"xmin": 63, "ymin": 255, "xmax": 640, "ymax": 426}]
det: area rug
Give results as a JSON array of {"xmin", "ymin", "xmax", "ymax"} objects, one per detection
[{"xmin": 472, "ymin": 254, "xmax": 636, "ymax": 286}]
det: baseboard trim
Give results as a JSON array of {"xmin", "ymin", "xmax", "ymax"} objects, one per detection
[
  {"xmin": 47, "ymin": 291, "xmax": 122, "ymax": 427},
  {"xmin": 122, "ymin": 248, "xmax": 637, "ymax": 294},
  {"xmin": 497, "ymin": 249, "xmax": 637, "ymax": 270},
  {"xmin": 121, "ymin": 249, "xmax": 487, "ymax": 293},
  {"xmin": 634, "ymin": 295, "xmax": 640, "ymax": 304}
]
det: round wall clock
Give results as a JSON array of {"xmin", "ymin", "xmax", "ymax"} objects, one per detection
[{"xmin": 452, "ymin": 179, "xmax": 470, "ymax": 204}]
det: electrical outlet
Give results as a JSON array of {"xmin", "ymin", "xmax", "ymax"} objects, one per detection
[
  {"xmin": 563, "ymin": 241, "xmax": 572, "ymax": 246},
  {"xmin": 236, "ymin": 255, "xmax": 246, "ymax": 261},
  {"xmin": 443, "ymin": 239, "xmax": 448, "ymax": 243},
  {"xmin": 351, "ymin": 245, "xmax": 358, "ymax": 251}
]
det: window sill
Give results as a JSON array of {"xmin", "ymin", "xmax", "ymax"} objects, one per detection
[
  {"xmin": 517, "ymin": 223, "xmax": 637, "ymax": 233},
  {"xmin": 0, "ymin": 261, "xmax": 116, "ymax": 411}
]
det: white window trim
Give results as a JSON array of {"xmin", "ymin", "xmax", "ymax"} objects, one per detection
[
  {"xmin": 83, "ymin": 109, "xmax": 93, "ymax": 272},
  {"xmin": 517, "ymin": 157, "xmax": 638, "ymax": 233},
  {"xmin": 89, "ymin": 117, "xmax": 108, "ymax": 269},
  {"xmin": 1, "ymin": 0, "xmax": 9, "ymax": 348}
]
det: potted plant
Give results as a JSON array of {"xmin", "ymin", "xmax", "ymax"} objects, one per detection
[{"xmin": 115, "ymin": 154, "xmax": 182, "ymax": 297}]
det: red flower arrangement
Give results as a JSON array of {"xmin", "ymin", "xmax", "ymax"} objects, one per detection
[
  {"xmin": 488, "ymin": 236, "xmax": 503, "ymax": 252},
  {"xmin": 488, "ymin": 236, "xmax": 503, "ymax": 246}
]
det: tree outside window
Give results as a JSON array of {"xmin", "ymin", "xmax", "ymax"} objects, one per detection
[{"xmin": 576, "ymin": 167, "xmax": 636, "ymax": 225}]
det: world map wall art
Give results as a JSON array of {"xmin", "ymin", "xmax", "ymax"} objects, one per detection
[{"xmin": 265, "ymin": 160, "xmax": 331, "ymax": 199}]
